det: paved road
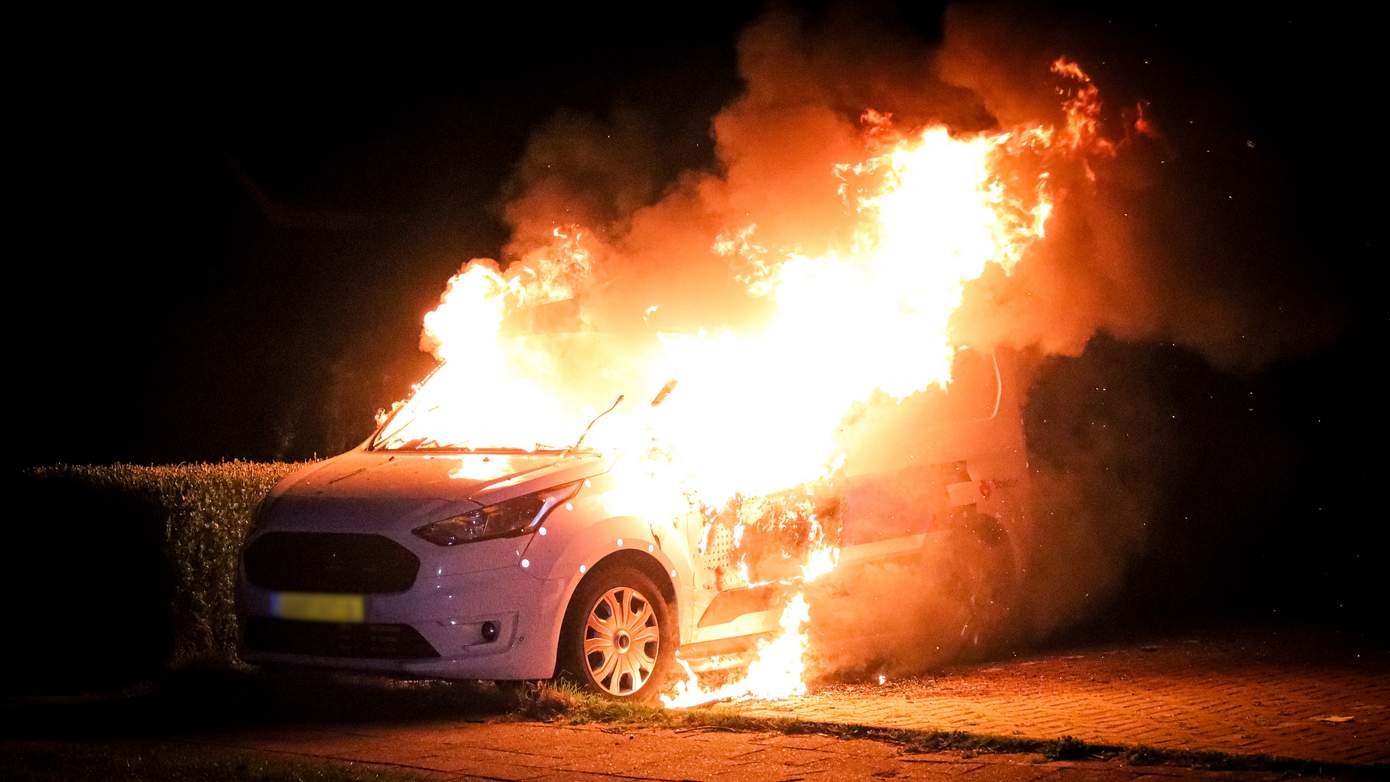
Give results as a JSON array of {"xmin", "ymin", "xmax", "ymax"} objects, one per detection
[
  {"xmin": 17, "ymin": 723, "xmax": 1329, "ymax": 781},
  {"xmin": 743, "ymin": 627, "xmax": 1389, "ymax": 766},
  {"xmin": 4, "ymin": 626, "xmax": 1384, "ymax": 779}
]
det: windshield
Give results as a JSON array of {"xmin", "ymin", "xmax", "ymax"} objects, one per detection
[{"xmin": 370, "ymin": 331, "xmax": 652, "ymax": 452}]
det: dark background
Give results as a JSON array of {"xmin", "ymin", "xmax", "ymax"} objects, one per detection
[{"xmin": 13, "ymin": 4, "xmax": 1385, "ymax": 632}]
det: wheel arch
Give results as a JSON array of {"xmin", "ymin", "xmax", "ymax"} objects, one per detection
[
  {"xmin": 553, "ymin": 548, "xmax": 681, "ymax": 699},
  {"xmin": 561, "ymin": 548, "xmax": 678, "ymax": 630}
]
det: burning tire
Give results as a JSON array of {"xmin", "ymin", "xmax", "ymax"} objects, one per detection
[{"xmin": 558, "ymin": 565, "xmax": 675, "ymax": 702}]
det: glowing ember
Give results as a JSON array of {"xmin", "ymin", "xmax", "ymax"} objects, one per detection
[{"xmin": 381, "ymin": 58, "xmax": 1117, "ymax": 703}]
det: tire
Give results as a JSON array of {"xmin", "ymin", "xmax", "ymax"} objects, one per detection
[
  {"xmin": 557, "ymin": 565, "xmax": 675, "ymax": 702},
  {"xmin": 934, "ymin": 512, "xmax": 1018, "ymax": 651}
]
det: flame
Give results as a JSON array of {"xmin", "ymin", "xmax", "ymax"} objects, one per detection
[
  {"xmin": 379, "ymin": 59, "xmax": 1117, "ymax": 703},
  {"xmin": 662, "ymin": 554, "xmax": 832, "ymax": 708}
]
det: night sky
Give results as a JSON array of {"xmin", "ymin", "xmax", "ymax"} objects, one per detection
[
  {"xmin": 21, "ymin": 6, "xmax": 764, "ymax": 464},
  {"xmin": 15, "ymin": 5, "xmax": 1385, "ymax": 625}
]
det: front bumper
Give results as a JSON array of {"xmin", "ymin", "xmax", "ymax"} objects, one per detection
[{"xmin": 238, "ymin": 535, "xmax": 568, "ymax": 681}]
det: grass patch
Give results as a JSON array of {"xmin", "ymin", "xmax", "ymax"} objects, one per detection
[
  {"xmin": 1, "ymin": 741, "xmax": 436, "ymax": 782},
  {"xmin": 512, "ymin": 683, "xmax": 1057, "ymax": 754},
  {"xmin": 1042, "ymin": 734, "xmax": 1089, "ymax": 760},
  {"xmin": 1122, "ymin": 744, "xmax": 1163, "ymax": 765}
]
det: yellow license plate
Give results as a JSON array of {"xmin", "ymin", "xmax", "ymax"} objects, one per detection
[{"xmin": 274, "ymin": 592, "xmax": 364, "ymax": 623}]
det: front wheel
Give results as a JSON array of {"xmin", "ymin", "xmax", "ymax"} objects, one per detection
[{"xmin": 557, "ymin": 566, "xmax": 675, "ymax": 702}]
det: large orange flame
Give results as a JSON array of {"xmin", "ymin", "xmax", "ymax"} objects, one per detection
[{"xmin": 381, "ymin": 58, "xmax": 1114, "ymax": 705}]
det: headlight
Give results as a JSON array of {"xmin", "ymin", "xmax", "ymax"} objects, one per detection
[{"xmin": 412, "ymin": 481, "xmax": 582, "ymax": 546}]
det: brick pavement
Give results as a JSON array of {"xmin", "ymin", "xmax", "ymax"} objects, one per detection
[
  {"xmin": 102, "ymin": 722, "xmax": 1319, "ymax": 781},
  {"xmin": 4, "ymin": 626, "xmax": 1384, "ymax": 778},
  {"xmin": 735, "ymin": 627, "xmax": 1390, "ymax": 766}
]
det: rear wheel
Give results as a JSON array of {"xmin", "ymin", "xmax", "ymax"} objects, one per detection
[
  {"xmin": 931, "ymin": 512, "xmax": 1018, "ymax": 651},
  {"xmin": 558, "ymin": 566, "xmax": 674, "ymax": 702}
]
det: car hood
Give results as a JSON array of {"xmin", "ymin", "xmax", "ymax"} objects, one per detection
[{"xmin": 259, "ymin": 448, "xmax": 607, "ymax": 533}]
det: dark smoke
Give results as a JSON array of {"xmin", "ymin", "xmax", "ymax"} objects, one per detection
[{"xmin": 477, "ymin": 4, "xmax": 1342, "ymax": 674}]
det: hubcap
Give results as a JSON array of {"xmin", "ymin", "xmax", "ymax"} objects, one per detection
[{"xmin": 583, "ymin": 586, "xmax": 660, "ymax": 696}]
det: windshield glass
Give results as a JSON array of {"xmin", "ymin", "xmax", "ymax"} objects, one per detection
[{"xmin": 371, "ymin": 330, "xmax": 653, "ymax": 452}]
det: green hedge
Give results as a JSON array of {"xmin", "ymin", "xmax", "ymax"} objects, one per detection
[{"xmin": 22, "ymin": 462, "xmax": 300, "ymax": 675}]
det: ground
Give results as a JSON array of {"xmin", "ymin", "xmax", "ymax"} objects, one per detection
[
  {"xmin": 749, "ymin": 626, "xmax": 1390, "ymax": 766},
  {"xmin": 5, "ymin": 724, "xmax": 1342, "ymax": 781},
  {"xmin": 3, "ymin": 625, "xmax": 1385, "ymax": 780}
]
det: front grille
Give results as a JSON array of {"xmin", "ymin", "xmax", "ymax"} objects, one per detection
[
  {"xmin": 244, "ymin": 532, "xmax": 419, "ymax": 593},
  {"xmin": 244, "ymin": 617, "xmax": 439, "ymax": 659}
]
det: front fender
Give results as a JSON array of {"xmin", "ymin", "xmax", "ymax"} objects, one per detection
[{"xmin": 518, "ymin": 489, "xmax": 696, "ymax": 663}]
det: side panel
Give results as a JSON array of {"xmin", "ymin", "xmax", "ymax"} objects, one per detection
[
  {"xmin": 835, "ymin": 348, "xmax": 1032, "ymax": 574},
  {"xmin": 516, "ymin": 473, "xmax": 695, "ymax": 672},
  {"xmin": 680, "ymin": 350, "xmax": 1034, "ymax": 652}
]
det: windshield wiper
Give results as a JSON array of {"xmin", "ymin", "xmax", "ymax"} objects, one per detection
[
  {"xmin": 373, "ymin": 403, "xmax": 443, "ymax": 450},
  {"xmin": 565, "ymin": 394, "xmax": 624, "ymax": 456}
]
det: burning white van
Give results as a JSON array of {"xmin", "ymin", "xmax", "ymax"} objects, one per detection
[
  {"xmin": 236, "ymin": 344, "xmax": 1030, "ymax": 702},
  {"xmin": 232, "ymin": 51, "xmax": 1134, "ymax": 702}
]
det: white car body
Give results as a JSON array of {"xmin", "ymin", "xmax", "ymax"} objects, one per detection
[
  {"xmin": 239, "ymin": 448, "xmax": 665, "ymax": 679},
  {"xmin": 236, "ymin": 348, "xmax": 1031, "ymax": 683}
]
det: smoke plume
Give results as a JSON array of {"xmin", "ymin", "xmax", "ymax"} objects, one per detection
[{"xmin": 453, "ymin": 4, "xmax": 1333, "ymax": 674}]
